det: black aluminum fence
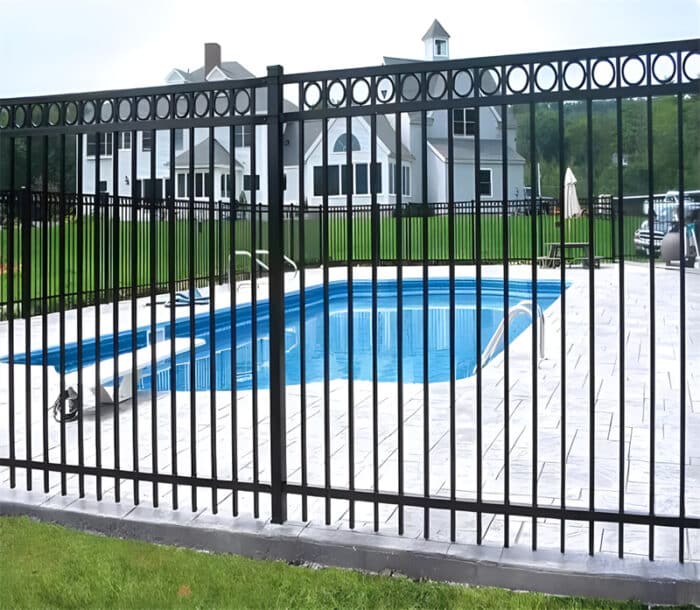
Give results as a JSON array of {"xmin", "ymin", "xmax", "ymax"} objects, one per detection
[
  {"xmin": 2, "ymin": 192, "xmax": 651, "ymax": 317},
  {"xmin": 0, "ymin": 38, "xmax": 698, "ymax": 563}
]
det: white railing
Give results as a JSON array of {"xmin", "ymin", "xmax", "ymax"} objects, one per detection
[
  {"xmin": 231, "ymin": 250, "xmax": 298, "ymax": 291},
  {"xmin": 474, "ymin": 299, "xmax": 545, "ymax": 375}
]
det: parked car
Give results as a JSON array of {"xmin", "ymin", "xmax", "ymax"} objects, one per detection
[{"xmin": 633, "ymin": 191, "xmax": 700, "ymax": 256}]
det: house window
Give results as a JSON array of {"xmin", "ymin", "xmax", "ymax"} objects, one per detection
[
  {"xmin": 312, "ymin": 166, "xmax": 340, "ymax": 196},
  {"xmin": 194, "ymin": 172, "xmax": 210, "ymax": 198},
  {"xmin": 319, "ymin": 164, "xmax": 379, "ymax": 194},
  {"xmin": 98, "ymin": 180, "xmax": 108, "ymax": 193},
  {"xmin": 86, "ymin": 133, "xmax": 113, "ymax": 157},
  {"xmin": 479, "ymin": 169, "xmax": 492, "ymax": 197},
  {"xmin": 327, "ymin": 166, "xmax": 339, "ymax": 195},
  {"xmin": 333, "ymin": 133, "xmax": 361, "ymax": 153},
  {"xmin": 373, "ymin": 163, "xmax": 382, "ymax": 193},
  {"xmin": 142, "ymin": 131, "xmax": 153, "ymax": 152},
  {"xmin": 453, "ymin": 108, "xmax": 477, "ymax": 136},
  {"xmin": 234, "ymin": 125, "xmax": 252, "ymax": 147},
  {"xmin": 221, "ymin": 174, "xmax": 232, "ymax": 199},
  {"xmin": 118, "ymin": 132, "xmax": 131, "ymax": 150},
  {"xmin": 435, "ymin": 39, "xmax": 446, "ymax": 56},
  {"xmin": 177, "ymin": 174, "xmax": 186, "ymax": 198},
  {"xmin": 313, "ymin": 167, "xmax": 323, "ymax": 196},
  {"xmin": 243, "ymin": 174, "xmax": 260, "ymax": 191},
  {"xmin": 355, "ymin": 163, "xmax": 368, "ymax": 194},
  {"xmin": 341, "ymin": 165, "xmax": 352, "ymax": 195},
  {"xmin": 389, "ymin": 163, "xmax": 410, "ymax": 196},
  {"xmin": 174, "ymin": 129, "xmax": 185, "ymax": 151}
]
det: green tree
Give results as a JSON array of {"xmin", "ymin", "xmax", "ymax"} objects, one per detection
[{"xmin": 512, "ymin": 95, "xmax": 699, "ymax": 198}]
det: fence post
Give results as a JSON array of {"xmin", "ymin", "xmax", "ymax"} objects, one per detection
[
  {"xmin": 21, "ymin": 187, "xmax": 31, "ymax": 319},
  {"xmin": 266, "ymin": 64, "xmax": 287, "ymax": 524},
  {"xmin": 537, "ymin": 201, "xmax": 544, "ymax": 257},
  {"xmin": 610, "ymin": 199, "xmax": 616, "ymax": 261}
]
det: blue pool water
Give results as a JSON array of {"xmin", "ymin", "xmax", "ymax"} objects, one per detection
[{"xmin": 15, "ymin": 278, "xmax": 565, "ymax": 390}]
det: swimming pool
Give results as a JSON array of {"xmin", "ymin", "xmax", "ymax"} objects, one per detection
[{"xmin": 16, "ymin": 278, "xmax": 565, "ymax": 390}]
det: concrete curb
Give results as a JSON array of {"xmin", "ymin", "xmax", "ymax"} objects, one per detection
[{"xmin": 1, "ymin": 489, "xmax": 698, "ymax": 605}]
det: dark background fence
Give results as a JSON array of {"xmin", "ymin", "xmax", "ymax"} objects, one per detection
[{"xmin": 1, "ymin": 190, "xmax": 649, "ymax": 317}]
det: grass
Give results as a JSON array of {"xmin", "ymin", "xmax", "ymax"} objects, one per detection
[
  {"xmin": 0, "ymin": 212, "xmax": 645, "ymax": 315},
  {"xmin": 0, "ymin": 516, "xmax": 691, "ymax": 609}
]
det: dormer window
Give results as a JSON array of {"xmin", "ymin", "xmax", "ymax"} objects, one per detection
[
  {"xmin": 333, "ymin": 133, "xmax": 361, "ymax": 153},
  {"xmin": 234, "ymin": 125, "xmax": 252, "ymax": 147},
  {"xmin": 454, "ymin": 108, "xmax": 477, "ymax": 136},
  {"xmin": 435, "ymin": 39, "xmax": 446, "ymax": 57}
]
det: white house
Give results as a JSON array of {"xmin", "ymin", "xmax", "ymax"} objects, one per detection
[
  {"xmin": 80, "ymin": 21, "xmax": 525, "ymax": 207},
  {"xmin": 386, "ymin": 20, "xmax": 525, "ymax": 203},
  {"xmin": 80, "ymin": 43, "xmax": 272, "ymax": 206},
  {"xmin": 295, "ymin": 20, "xmax": 525, "ymax": 205}
]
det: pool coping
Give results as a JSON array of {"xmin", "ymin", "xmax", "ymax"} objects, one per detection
[{"xmin": 1, "ymin": 487, "xmax": 698, "ymax": 605}]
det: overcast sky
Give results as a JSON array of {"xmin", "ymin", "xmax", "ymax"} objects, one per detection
[{"xmin": 1, "ymin": 0, "xmax": 698, "ymax": 98}]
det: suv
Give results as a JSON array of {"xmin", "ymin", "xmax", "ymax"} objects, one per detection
[{"xmin": 634, "ymin": 191, "xmax": 700, "ymax": 256}]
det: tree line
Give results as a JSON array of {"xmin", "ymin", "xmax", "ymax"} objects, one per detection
[
  {"xmin": 0, "ymin": 135, "xmax": 77, "ymax": 192},
  {"xmin": 512, "ymin": 95, "xmax": 700, "ymax": 198}
]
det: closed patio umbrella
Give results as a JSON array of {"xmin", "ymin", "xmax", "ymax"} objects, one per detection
[
  {"xmin": 564, "ymin": 167, "xmax": 582, "ymax": 219},
  {"xmin": 563, "ymin": 167, "xmax": 582, "ymax": 245}
]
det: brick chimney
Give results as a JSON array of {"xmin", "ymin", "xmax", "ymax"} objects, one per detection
[{"xmin": 204, "ymin": 42, "xmax": 221, "ymax": 77}]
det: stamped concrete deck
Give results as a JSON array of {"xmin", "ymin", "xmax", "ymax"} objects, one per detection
[{"xmin": 0, "ymin": 261, "xmax": 698, "ymax": 563}]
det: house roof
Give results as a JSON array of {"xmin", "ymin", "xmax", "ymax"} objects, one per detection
[
  {"xmin": 376, "ymin": 115, "xmax": 414, "ymax": 160},
  {"xmin": 167, "ymin": 63, "xmax": 299, "ymax": 115},
  {"xmin": 429, "ymin": 138, "xmax": 525, "ymax": 163},
  {"xmin": 421, "ymin": 19, "xmax": 450, "ymax": 41},
  {"xmin": 174, "ymin": 138, "xmax": 244, "ymax": 168},
  {"xmin": 169, "ymin": 68, "xmax": 190, "ymax": 81},
  {"xmin": 283, "ymin": 115, "xmax": 414, "ymax": 166},
  {"xmin": 173, "ymin": 61, "xmax": 256, "ymax": 83},
  {"xmin": 382, "ymin": 56, "xmax": 422, "ymax": 66}
]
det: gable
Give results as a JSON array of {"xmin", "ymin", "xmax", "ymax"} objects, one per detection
[
  {"xmin": 205, "ymin": 65, "xmax": 229, "ymax": 82},
  {"xmin": 303, "ymin": 117, "xmax": 392, "ymax": 163},
  {"xmin": 165, "ymin": 69, "xmax": 189, "ymax": 84}
]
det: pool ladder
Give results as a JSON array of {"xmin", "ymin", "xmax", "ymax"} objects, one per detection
[
  {"xmin": 474, "ymin": 299, "xmax": 545, "ymax": 375},
  {"xmin": 231, "ymin": 250, "xmax": 298, "ymax": 291}
]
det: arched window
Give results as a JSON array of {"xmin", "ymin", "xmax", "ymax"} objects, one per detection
[{"xmin": 333, "ymin": 133, "xmax": 361, "ymax": 153}]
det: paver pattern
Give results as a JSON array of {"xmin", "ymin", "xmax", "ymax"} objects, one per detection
[{"xmin": 1, "ymin": 262, "xmax": 698, "ymax": 561}]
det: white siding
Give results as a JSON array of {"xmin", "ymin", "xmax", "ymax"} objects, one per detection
[
  {"xmin": 303, "ymin": 117, "xmax": 397, "ymax": 206},
  {"xmin": 427, "ymin": 146, "xmax": 447, "ymax": 203},
  {"xmin": 80, "ymin": 126, "xmax": 268, "ymax": 202},
  {"xmin": 283, "ymin": 166, "xmax": 299, "ymax": 204}
]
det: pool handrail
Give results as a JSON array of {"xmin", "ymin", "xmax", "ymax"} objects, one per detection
[
  {"xmin": 253, "ymin": 250, "xmax": 298, "ymax": 277},
  {"xmin": 234, "ymin": 249, "xmax": 270, "ymax": 273},
  {"xmin": 230, "ymin": 250, "xmax": 298, "ymax": 290},
  {"xmin": 474, "ymin": 299, "xmax": 545, "ymax": 375}
]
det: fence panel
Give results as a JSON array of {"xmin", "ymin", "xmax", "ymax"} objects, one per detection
[{"xmin": 0, "ymin": 37, "xmax": 697, "ymax": 564}]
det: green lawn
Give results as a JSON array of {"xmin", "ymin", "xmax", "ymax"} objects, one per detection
[
  {"xmin": 0, "ymin": 212, "xmax": 645, "ymax": 316},
  {"xmin": 0, "ymin": 516, "xmax": 686, "ymax": 609}
]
